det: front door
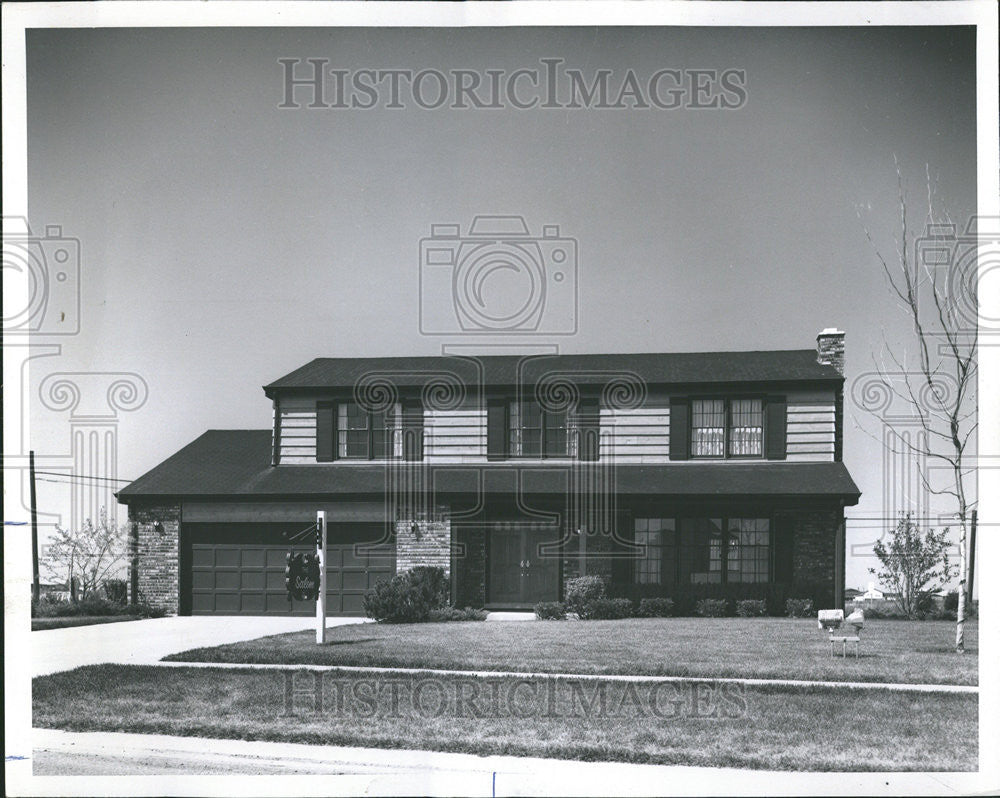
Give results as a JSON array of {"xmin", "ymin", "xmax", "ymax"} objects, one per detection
[{"xmin": 488, "ymin": 525, "xmax": 560, "ymax": 607}]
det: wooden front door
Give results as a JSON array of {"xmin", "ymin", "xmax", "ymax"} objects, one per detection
[{"xmin": 488, "ymin": 525, "xmax": 560, "ymax": 607}]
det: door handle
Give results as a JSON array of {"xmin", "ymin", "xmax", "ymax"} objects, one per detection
[{"xmin": 526, "ymin": 560, "xmax": 530, "ymax": 569}]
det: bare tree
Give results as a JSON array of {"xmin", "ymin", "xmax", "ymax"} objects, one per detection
[
  {"xmin": 42, "ymin": 507, "xmax": 128, "ymax": 600},
  {"xmin": 857, "ymin": 159, "xmax": 977, "ymax": 652}
]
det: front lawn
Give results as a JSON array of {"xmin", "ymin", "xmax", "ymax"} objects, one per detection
[
  {"xmin": 165, "ymin": 617, "xmax": 978, "ymax": 686},
  {"xmin": 33, "ymin": 664, "xmax": 977, "ymax": 771}
]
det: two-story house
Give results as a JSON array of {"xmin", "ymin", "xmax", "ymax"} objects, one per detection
[{"xmin": 117, "ymin": 329, "xmax": 860, "ymax": 616}]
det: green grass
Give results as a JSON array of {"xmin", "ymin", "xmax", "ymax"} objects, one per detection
[
  {"xmin": 165, "ymin": 617, "xmax": 978, "ymax": 686},
  {"xmin": 32, "ymin": 664, "xmax": 977, "ymax": 771},
  {"xmin": 32, "ymin": 615, "xmax": 145, "ymax": 631}
]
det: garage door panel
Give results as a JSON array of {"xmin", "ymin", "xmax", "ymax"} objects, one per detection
[{"xmin": 186, "ymin": 522, "xmax": 396, "ymax": 616}]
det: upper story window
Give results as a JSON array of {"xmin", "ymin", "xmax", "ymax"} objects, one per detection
[
  {"xmin": 338, "ymin": 402, "xmax": 402, "ymax": 459},
  {"xmin": 690, "ymin": 398, "xmax": 763, "ymax": 458},
  {"xmin": 317, "ymin": 400, "xmax": 422, "ymax": 462},
  {"xmin": 508, "ymin": 400, "xmax": 578, "ymax": 458}
]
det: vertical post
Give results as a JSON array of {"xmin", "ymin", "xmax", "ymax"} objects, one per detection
[
  {"xmin": 578, "ymin": 526, "xmax": 587, "ymax": 577},
  {"xmin": 30, "ymin": 450, "xmax": 40, "ymax": 604},
  {"xmin": 316, "ymin": 510, "xmax": 326, "ymax": 645}
]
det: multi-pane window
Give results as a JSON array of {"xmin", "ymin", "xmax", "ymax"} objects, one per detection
[
  {"xmin": 691, "ymin": 398, "xmax": 763, "ymax": 458},
  {"xmin": 691, "ymin": 399, "xmax": 725, "ymax": 457},
  {"xmin": 726, "ymin": 517, "xmax": 770, "ymax": 583},
  {"xmin": 633, "ymin": 518, "xmax": 676, "ymax": 585},
  {"xmin": 337, "ymin": 402, "xmax": 403, "ymax": 459},
  {"xmin": 728, "ymin": 399, "xmax": 763, "ymax": 456},
  {"xmin": 509, "ymin": 400, "xmax": 578, "ymax": 458}
]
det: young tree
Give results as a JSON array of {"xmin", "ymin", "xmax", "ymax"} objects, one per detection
[
  {"xmin": 42, "ymin": 507, "xmax": 128, "ymax": 600},
  {"xmin": 857, "ymin": 160, "xmax": 977, "ymax": 651},
  {"xmin": 869, "ymin": 513, "xmax": 955, "ymax": 619}
]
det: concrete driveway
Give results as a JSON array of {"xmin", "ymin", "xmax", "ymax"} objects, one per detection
[{"xmin": 32, "ymin": 615, "xmax": 365, "ymax": 677}]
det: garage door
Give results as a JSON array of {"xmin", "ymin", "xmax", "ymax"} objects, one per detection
[{"xmin": 183, "ymin": 522, "xmax": 395, "ymax": 615}]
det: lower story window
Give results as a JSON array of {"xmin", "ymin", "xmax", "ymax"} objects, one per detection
[
  {"xmin": 639, "ymin": 516, "xmax": 771, "ymax": 586},
  {"xmin": 726, "ymin": 517, "xmax": 770, "ymax": 583},
  {"xmin": 633, "ymin": 518, "xmax": 676, "ymax": 584}
]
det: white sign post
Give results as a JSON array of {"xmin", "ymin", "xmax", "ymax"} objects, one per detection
[{"xmin": 316, "ymin": 510, "xmax": 327, "ymax": 645}]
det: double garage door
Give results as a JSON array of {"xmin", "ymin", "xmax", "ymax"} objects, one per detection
[{"xmin": 183, "ymin": 522, "xmax": 394, "ymax": 615}]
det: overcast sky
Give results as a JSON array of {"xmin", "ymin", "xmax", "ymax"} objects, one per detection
[{"xmin": 25, "ymin": 25, "xmax": 977, "ymax": 590}]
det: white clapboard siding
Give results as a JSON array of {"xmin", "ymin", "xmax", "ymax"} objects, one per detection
[
  {"xmin": 424, "ymin": 407, "xmax": 487, "ymax": 462},
  {"xmin": 278, "ymin": 397, "xmax": 319, "ymax": 464},
  {"xmin": 785, "ymin": 390, "xmax": 835, "ymax": 462},
  {"xmin": 599, "ymin": 406, "xmax": 670, "ymax": 464}
]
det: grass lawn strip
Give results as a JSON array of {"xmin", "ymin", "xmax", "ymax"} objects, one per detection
[
  {"xmin": 151, "ymin": 660, "xmax": 978, "ymax": 693},
  {"xmin": 33, "ymin": 664, "xmax": 977, "ymax": 772},
  {"xmin": 163, "ymin": 617, "xmax": 979, "ymax": 686},
  {"xmin": 32, "ymin": 616, "xmax": 145, "ymax": 631}
]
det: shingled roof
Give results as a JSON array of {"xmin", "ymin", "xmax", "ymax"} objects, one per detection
[
  {"xmin": 263, "ymin": 350, "xmax": 841, "ymax": 396},
  {"xmin": 118, "ymin": 429, "xmax": 860, "ymax": 504}
]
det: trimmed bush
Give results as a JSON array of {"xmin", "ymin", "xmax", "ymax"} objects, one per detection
[
  {"xmin": 564, "ymin": 575, "xmax": 607, "ymax": 619},
  {"xmin": 586, "ymin": 597, "xmax": 634, "ymax": 620},
  {"xmin": 30, "ymin": 597, "xmax": 166, "ymax": 619},
  {"xmin": 428, "ymin": 606, "xmax": 488, "ymax": 622},
  {"xmin": 363, "ymin": 566, "xmax": 449, "ymax": 623},
  {"xmin": 695, "ymin": 598, "xmax": 728, "ymax": 618},
  {"xmin": 785, "ymin": 598, "xmax": 814, "ymax": 618},
  {"xmin": 534, "ymin": 601, "xmax": 567, "ymax": 620},
  {"xmin": 736, "ymin": 599, "xmax": 767, "ymax": 617},
  {"xmin": 102, "ymin": 579, "xmax": 128, "ymax": 605},
  {"xmin": 636, "ymin": 597, "xmax": 674, "ymax": 618},
  {"xmin": 944, "ymin": 590, "xmax": 959, "ymax": 612}
]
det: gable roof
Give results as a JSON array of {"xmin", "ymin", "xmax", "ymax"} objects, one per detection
[
  {"xmin": 263, "ymin": 350, "xmax": 841, "ymax": 396},
  {"xmin": 118, "ymin": 429, "xmax": 861, "ymax": 504}
]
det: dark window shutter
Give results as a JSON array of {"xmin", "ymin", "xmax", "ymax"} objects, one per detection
[
  {"xmin": 486, "ymin": 400, "xmax": 508, "ymax": 460},
  {"xmin": 402, "ymin": 400, "xmax": 423, "ymax": 461},
  {"xmin": 578, "ymin": 399, "xmax": 600, "ymax": 461},
  {"xmin": 316, "ymin": 401, "xmax": 336, "ymax": 462},
  {"xmin": 773, "ymin": 515, "xmax": 795, "ymax": 584},
  {"xmin": 669, "ymin": 398, "xmax": 690, "ymax": 461},
  {"xmin": 765, "ymin": 396, "xmax": 787, "ymax": 460}
]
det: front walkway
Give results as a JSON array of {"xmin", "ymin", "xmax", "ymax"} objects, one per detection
[{"xmin": 31, "ymin": 615, "xmax": 365, "ymax": 677}]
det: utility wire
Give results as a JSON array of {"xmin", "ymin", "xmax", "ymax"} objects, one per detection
[{"xmin": 34, "ymin": 471, "xmax": 133, "ymax": 483}]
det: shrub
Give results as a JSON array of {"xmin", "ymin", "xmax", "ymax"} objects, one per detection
[
  {"xmin": 785, "ymin": 598, "xmax": 814, "ymax": 618},
  {"xmin": 636, "ymin": 597, "xmax": 674, "ymax": 618},
  {"xmin": 564, "ymin": 575, "xmax": 607, "ymax": 619},
  {"xmin": 363, "ymin": 566, "xmax": 449, "ymax": 623},
  {"xmin": 103, "ymin": 579, "xmax": 128, "ymax": 605},
  {"xmin": 695, "ymin": 598, "xmax": 728, "ymax": 618},
  {"xmin": 586, "ymin": 597, "xmax": 633, "ymax": 620},
  {"xmin": 30, "ymin": 596, "xmax": 166, "ymax": 619},
  {"xmin": 736, "ymin": 599, "xmax": 767, "ymax": 617},
  {"xmin": 534, "ymin": 601, "xmax": 567, "ymax": 620},
  {"xmin": 428, "ymin": 606, "xmax": 488, "ymax": 622},
  {"xmin": 944, "ymin": 590, "xmax": 959, "ymax": 612}
]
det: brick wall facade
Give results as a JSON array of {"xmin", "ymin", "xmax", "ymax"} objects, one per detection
[
  {"xmin": 130, "ymin": 503, "xmax": 181, "ymax": 614},
  {"xmin": 791, "ymin": 507, "xmax": 841, "ymax": 605},
  {"xmin": 454, "ymin": 526, "xmax": 487, "ymax": 607},
  {"xmin": 395, "ymin": 518, "xmax": 451, "ymax": 575}
]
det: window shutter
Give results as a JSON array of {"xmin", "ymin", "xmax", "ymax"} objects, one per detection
[
  {"xmin": 402, "ymin": 400, "xmax": 423, "ymax": 461},
  {"xmin": 486, "ymin": 400, "xmax": 508, "ymax": 460},
  {"xmin": 578, "ymin": 398, "xmax": 600, "ymax": 461},
  {"xmin": 765, "ymin": 396, "xmax": 787, "ymax": 460},
  {"xmin": 773, "ymin": 515, "xmax": 795, "ymax": 584},
  {"xmin": 316, "ymin": 401, "xmax": 336, "ymax": 462},
  {"xmin": 669, "ymin": 398, "xmax": 690, "ymax": 460}
]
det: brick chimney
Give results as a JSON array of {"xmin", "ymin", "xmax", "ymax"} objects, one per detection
[{"xmin": 817, "ymin": 328, "xmax": 845, "ymax": 375}]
